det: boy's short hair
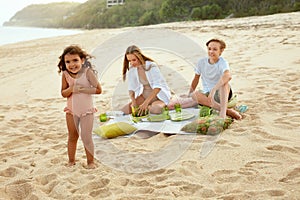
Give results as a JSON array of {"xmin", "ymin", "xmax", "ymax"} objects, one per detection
[{"xmin": 206, "ymin": 39, "xmax": 226, "ymax": 50}]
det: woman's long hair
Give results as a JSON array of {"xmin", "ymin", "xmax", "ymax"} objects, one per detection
[{"xmin": 122, "ymin": 45, "xmax": 154, "ymax": 81}]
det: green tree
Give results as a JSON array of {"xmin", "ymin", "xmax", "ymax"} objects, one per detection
[
  {"xmin": 4, "ymin": 0, "xmax": 300, "ymax": 29},
  {"xmin": 139, "ymin": 11, "xmax": 159, "ymax": 25},
  {"xmin": 201, "ymin": 4, "xmax": 222, "ymax": 19},
  {"xmin": 190, "ymin": 7, "xmax": 202, "ymax": 20}
]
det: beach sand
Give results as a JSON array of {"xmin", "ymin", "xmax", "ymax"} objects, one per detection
[{"xmin": 0, "ymin": 12, "xmax": 300, "ymax": 199}]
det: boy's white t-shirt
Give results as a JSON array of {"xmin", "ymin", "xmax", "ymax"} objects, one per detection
[{"xmin": 194, "ymin": 57, "xmax": 230, "ymax": 93}]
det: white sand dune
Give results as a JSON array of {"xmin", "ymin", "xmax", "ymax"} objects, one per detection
[{"xmin": 0, "ymin": 12, "xmax": 299, "ymax": 199}]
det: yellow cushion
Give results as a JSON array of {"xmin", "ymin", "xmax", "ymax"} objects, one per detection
[{"xmin": 93, "ymin": 122, "xmax": 137, "ymax": 139}]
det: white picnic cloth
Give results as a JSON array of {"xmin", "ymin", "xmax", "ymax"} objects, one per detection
[{"xmin": 106, "ymin": 108, "xmax": 199, "ymax": 134}]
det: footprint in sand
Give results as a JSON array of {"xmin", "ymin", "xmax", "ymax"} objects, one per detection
[
  {"xmin": 250, "ymin": 127, "xmax": 286, "ymax": 141},
  {"xmin": 217, "ymin": 139, "xmax": 241, "ymax": 148},
  {"xmin": 2, "ymin": 135, "xmax": 34, "ymax": 149},
  {"xmin": 169, "ymin": 181, "xmax": 203, "ymax": 197},
  {"xmin": 264, "ymin": 189, "xmax": 286, "ymax": 197},
  {"xmin": 273, "ymin": 115, "xmax": 300, "ymax": 129},
  {"xmin": 211, "ymin": 169, "xmax": 241, "ymax": 183},
  {"xmin": 266, "ymin": 144, "xmax": 299, "ymax": 154},
  {"xmin": 0, "ymin": 167, "xmax": 17, "ymax": 178},
  {"xmin": 74, "ymin": 179, "xmax": 111, "ymax": 198},
  {"xmin": 237, "ymin": 161, "xmax": 280, "ymax": 183},
  {"xmin": 231, "ymin": 127, "xmax": 248, "ymax": 135},
  {"xmin": 35, "ymin": 173, "xmax": 57, "ymax": 186},
  {"xmin": 35, "ymin": 174, "xmax": 61, "ymax": 195},
  {"xmin": 5, "ymin": 179, "xmax": 35, "ymax": 200},
  {"xmin": 279, "ymin": 167, "xmax": 300, "ymax": 183}
]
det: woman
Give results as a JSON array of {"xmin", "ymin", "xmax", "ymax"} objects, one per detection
[{"xmin": 121, "ymin": 45, "xmax": 171, "ymax": 115}]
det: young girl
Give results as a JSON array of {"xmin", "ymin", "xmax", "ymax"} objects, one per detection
[
  {"xmin": 57, "ymin": 45, "xmax": 102, "ymax": 169},
  {"xmin": 121, "ymin": 45, "xmax": 171, "ymax": 115}
]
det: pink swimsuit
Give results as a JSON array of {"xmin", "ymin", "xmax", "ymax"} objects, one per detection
[{"xmin": 63, "ymin": 68, "xmax": 97, "ymax": 117}]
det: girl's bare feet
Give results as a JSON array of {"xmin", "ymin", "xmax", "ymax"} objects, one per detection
[
  {"xmin": 86, "ymin": 162, "xmax": 96, "ymax": 169},
  {"xmin": 67, "ymin": 162, "xmax": 76, "ymax": 167}
]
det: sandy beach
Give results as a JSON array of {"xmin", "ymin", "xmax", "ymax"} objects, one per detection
[{"xmin": 0, "ymin": 12, "xmax": 300, "ymax": 199}]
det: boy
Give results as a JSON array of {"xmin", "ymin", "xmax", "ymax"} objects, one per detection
[{"xmin": 189, "ymin": 38, "xmax": 241, "ymax": 120}]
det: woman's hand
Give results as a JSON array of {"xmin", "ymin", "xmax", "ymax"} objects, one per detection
[{"xmin": 138, "ymin": 101, "xmax": 149, "ymax": 116}]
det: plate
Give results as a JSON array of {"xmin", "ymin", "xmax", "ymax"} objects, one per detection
[{"xmin": 169, "ymin": 110, "xmax": 195, "ymax": 121}]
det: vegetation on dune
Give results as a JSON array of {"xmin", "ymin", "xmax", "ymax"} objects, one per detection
[
  {"xmin": 3, "ymin": 2, "xmax": 81, "ymax": 28},
  {"xmin": 3, "ymin": 0, "xmax": 300, "ymax": 29}
]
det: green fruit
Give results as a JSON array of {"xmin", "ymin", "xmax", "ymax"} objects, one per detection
[
  {"xmin": 147, "ymin": 114, "xmax": 167, "ymax": 122},
  {"xmin": 199, "ymin": 106, "xmax": 212, "ymax": 117}
]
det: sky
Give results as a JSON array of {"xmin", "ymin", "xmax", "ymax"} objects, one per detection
[{"xmin": 0, "ymin": 0, "xmax": 87, "ymax": 25}]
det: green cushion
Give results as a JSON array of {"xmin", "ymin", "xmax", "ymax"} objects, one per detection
[
  {"xmin": 93, "ymin": 122, "xmax": 137, "ymax": 139},
  {"xmin": 181, "ymin": 115, "xmax": 233, "ymax": 135}
]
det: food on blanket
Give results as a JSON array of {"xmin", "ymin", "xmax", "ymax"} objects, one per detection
[
  {"xmin": 147, "ymin": 114, "xmax": 168, "ymax": 122},
  {"xmin": 174, "ymin": 103, "xmax": 182, "ymax": 113},
  {"xmin": 181, "ymin": 115, "xmax": 233, "ymax": 135},
  {"xmin": 131, "ymin": 117, "xmax": 140, "ymax": 123},
  {"xmin": 199, "ymin": 106, "xmax": 212, "ymax": 117},
  {"xmin": 93, "ymin": 122, "xmax": 137, "ymax": 139},
  {"xmin": 99, "ymin": 113, "xmax": 107, "ymax": 122},
  {"xmin": 131, "ymin": 106, "xmax": 148, "ymax": 117},
  {"xmin": 162, "ymin": 106, "xmax": 170, "ymax": 120},
  {"xmin": 146, "ymin": 106, "xmax": 171, "ymax": 122},
  {"xmin": 131, "ymin": 106, "xmax": 138, "ymax": 117}
]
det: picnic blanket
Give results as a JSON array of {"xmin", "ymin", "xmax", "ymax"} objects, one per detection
[{"xmin": 105, "ymin": 108, "xmax": 199, "ymax": 135}]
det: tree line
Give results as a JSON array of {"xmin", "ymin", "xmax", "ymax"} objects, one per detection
[{"xmin": 4, "ymin": 0, "xmax": 300, "ymax": 29}]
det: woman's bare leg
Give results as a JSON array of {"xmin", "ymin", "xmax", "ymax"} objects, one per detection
[
  {"xmin": 168, "ymin": 96, "xmax": 198, "ymax": 110},
  {"xmin": 149, "ymin": 100, "xmax": 166, "ymax": 114}
]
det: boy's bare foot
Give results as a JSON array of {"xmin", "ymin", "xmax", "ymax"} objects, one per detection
[{"xmin": 227, "ymin": 109, "xmax": 242, "ymax": 120}]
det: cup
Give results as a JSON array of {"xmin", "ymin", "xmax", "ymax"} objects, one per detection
[
  {"xmin": 174, "ymin": 103, "xmax": 182, "ymax": 113},
  {"xmin": 131, "ymin": 106, "xmax": 139, "ymax": 117},
  {"xmin": 99, "ymin": 113, "xmax": 107, "ymax": 122},
  {"xmin": 162, "ymin": 106, "xmax": 170, "ymax": 120}
]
